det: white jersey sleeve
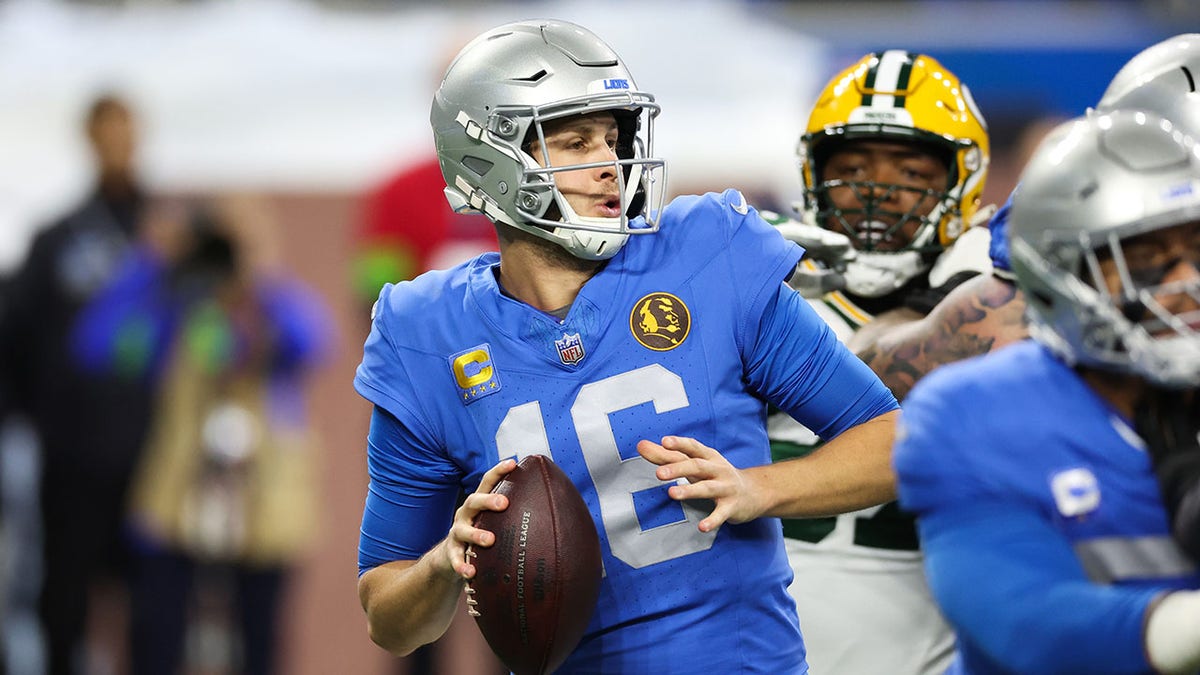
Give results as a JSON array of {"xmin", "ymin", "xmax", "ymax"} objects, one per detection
[{"xmin": 928, "ymin": 223, "xmax": 992, "ymax": 288}]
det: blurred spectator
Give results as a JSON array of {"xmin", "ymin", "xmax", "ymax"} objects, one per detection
[
  {"xmin": 0, "ymin": 272, "xmax": 9, "ymax": 675},
  {"xmin": 353, "ymin": 155, "xmax": 498, "ymax": 313},
  {"xmin": 72, "ymin": 194, "xmax": 332, "ymax": 675},
  {"xmin": 0, "ymin": 92, "xmax": 152, "ymax": 675},
  {"xmin": 353, "ymin": 29, "xmax": 497, "ymax": 319}
]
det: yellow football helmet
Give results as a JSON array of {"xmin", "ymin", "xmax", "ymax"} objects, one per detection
[{"xmin": 798, "ymin": 50, "xmax": 989, "ymax": 262}]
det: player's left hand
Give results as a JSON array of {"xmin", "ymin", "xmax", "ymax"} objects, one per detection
[
  {"xmin": 637, "ymin": 436, "xmax": 765, "ymax": 534},
  {"xmin": 450, "ymin": 458, "xmax": 517, "ymax": 580},
  {"xmin": 1135, "ymin": 387, "xmax": 1200, "ymax": 561}
]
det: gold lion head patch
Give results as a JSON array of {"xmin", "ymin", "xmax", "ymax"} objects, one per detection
[{"xmin": 630, "ymin": 292, "xmax": 691, "ymax": 351}]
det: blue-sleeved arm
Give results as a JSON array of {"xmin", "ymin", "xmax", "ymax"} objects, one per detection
[
  {"xmin": 746, "ymin": 283, "xmax": 898, "ymax": 439},
  {"xmin": 358, "ymin": 406, "xmax": 462, "ymax": 575},
  {"xmin": 897, "ymin": 375, "xmax": 1159, "ymax": 674},
  {"xmin": 919, "ymin": 502, "xmax": 1158, "ymax": 674},
  {"xmin": 71, "ymin": 247, "xmax": 176, "ymax": 379}
]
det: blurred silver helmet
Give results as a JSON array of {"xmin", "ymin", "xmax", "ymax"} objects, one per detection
[
  {"xmin": 1009, "ymin": 110, "xmax": 1200, "ymax": 388},
  {"xmin": 431, "ymin": 20, "xmax": 667, "ymax": 260},
  {"xmin": 1098, "ymin": 34, "xmax": 1200, "ymax": 131}
]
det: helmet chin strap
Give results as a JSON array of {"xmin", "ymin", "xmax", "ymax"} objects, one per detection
[
  {"xmin": 1129, "ymin": 331, "xmax": 1200, "ymax": 389},
  {"xmin": 543, "ymin": 169, "xmax": 648, "ymax": 259},
  {"xmin": 447, "ymin": 176, "xmax": 629, "ymax": 260},
  {"xmin": 553, "ymin": 199, "xmax": 630, "ymax": 260},
  {"xmin": 561, "ymin": 228, "xmax": 629, "ymax": 260},
  {"xmin": 843, "ymin": 251, "xmax": 927, "ymax": 297}
]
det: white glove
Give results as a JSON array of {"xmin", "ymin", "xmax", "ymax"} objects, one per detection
[
  {"xmin": 787, "ymin": 265, "xmax": 847, "ymax": 298},
  {"xmin": 774, "ymin": 221, "xmax": 855, "ymax": 269},
  {"xmin": 774, "ymin": 220, "xmax": 857, "ymax": 298},
  {"xmin": 1145, "ymin": 589, "xmax": 1200, "ymax": 674}
]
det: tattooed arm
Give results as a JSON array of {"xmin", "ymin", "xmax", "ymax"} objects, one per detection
[{"xmin": 852, "ymin": 274, "xmax": 1028, "ymax": 401}]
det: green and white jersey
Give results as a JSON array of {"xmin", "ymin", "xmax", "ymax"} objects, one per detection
[
  {"xmin": 763, "ymin": 209, "xmax": 989, "ymax": 675},
  {"xmin": 762, "ymin": 210, "xmax": 992, "ymax": 564}
]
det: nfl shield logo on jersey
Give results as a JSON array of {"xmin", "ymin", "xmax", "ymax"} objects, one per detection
[{"xmin": 555, "ymin": 332, "xmax": 586, "ymax": 366}]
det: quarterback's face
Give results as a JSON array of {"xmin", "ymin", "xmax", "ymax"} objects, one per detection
[
  {"xmin": 527, "ymin": 112, "xmax": 622, "ymax": 219},
  {"xmin": 821, "ymin": 140, "xmax": 949, "ymax": 251},
  {"xmin": 1097, "ymin": 220, "xmax": 1200, "ymax": 334}
]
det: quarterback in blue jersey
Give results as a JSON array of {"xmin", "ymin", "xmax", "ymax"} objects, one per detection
[
  {"xmin": 895, "ymin": 111, "xmax": 1200, "ymax": 674},
  {"xmin": 352, "ymin": 19, "xmax": 900, "ymax": 674}
]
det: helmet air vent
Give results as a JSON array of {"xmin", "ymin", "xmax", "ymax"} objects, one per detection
[
  {"xmin": 511, "ymin": 69, "xmax": 548, "ymax": 83},
  {"xmin": 461, "ymin": 155, "xmax": 494, "ymax": 178}
]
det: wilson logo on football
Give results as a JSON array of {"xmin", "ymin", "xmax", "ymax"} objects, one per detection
[
  {"xmin": 449, "ymin": 344, "xmax": 502, "ymax": 404},
  {"xmin": 629, "ymin": 292, "xmax": 691, "ymax": 351}
]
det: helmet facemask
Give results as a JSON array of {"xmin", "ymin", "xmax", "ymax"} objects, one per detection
[
  {"xmin": 511, "ymin": 98, "xmax": 666, "ymax": 259},
  {"xmin": 1009, "ymin": 111, "xmax": 1200, "ymax": 389},
  {"xmin": 1016, "ymin": 216, "xmax": 1200, "ymax": 389},
  {"xmin": 432, "ymin": 20, "xmax": 669, "ymax": 261},
  {"xmin": 809, "ymin": 138, "xmax": 957, "ymax": 249},
  {"xmin": 800, "ymin": 129, "xmax": 973, "ymax": 297}
]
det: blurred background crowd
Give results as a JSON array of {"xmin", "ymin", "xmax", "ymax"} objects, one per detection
[{"xmin": 0, "ymin": 0, "xmax": 1196, "ymax": 674}]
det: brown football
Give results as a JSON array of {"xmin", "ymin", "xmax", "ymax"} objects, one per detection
[{"xmin": 468, "ymin": 454, "xmax": 602, "ymax": 675}]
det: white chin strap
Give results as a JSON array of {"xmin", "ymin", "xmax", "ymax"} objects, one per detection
[
  {"xmin": 558, "ymin": 227, "xmax": 629, "ymax": 260},
  {"xmin": 843, "ymin": 251, "xmax": 927, "ymax": 297},
  {"xmin": 1126, "ymin": 328, "xmax": 1200, "ymax": 389},
  {"xmin": 550, "ymin": 197, "xmax": 631, "ymax": 260}
]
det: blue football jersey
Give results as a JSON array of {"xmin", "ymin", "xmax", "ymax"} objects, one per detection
[
  {"xmin": 895, "ymin": 341, "xmax": 1199, "ymax": 675},
  {"xmin": 354, "ymin": 189, "xmax": 897, "ymax": 674}
]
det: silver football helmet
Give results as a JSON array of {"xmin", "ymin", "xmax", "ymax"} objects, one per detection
[
  {"xmin": 1098, "ymin": 34, "xmax": 1200, "ymax": 126},
  {"xmin": 1009, "ymin": 110, "xmax": 1200, "ymax": 388},
  {"xmin": 431, "ymin": 20, "xmax": 667, "ymax": 260}
]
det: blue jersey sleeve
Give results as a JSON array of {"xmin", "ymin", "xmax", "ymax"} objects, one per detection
[
  {"xmin": 358, "ymin": 406, "xmax": 462, "ymax": 574},
  {"xmin": 897, "ymin": 376, "xmax": 1159, "ymax": 674},
  {"xmin": 354, "ymin": 283, "xmax": 440, "ymax": 432},
  {"xmin": 747, "ymin": 283, "xmax": 898, "ymax": 439},
  {"xmin": 356, "ymin": 285, "xmax": 411, "ymax": 420},
  {"xmin": 355, "ymin": 283, "xmax": 467, "ymax": 574},
  {"xmin": 717, "ymin": 191, "xmax": 805, "ymax": 334},
  {"xmin": 920, "ymin": 503, "xmax": 1157, "ymax": 674},
  {"xmin": 658, "ymin": 190, "xmax": 803, "ymax": 345}
]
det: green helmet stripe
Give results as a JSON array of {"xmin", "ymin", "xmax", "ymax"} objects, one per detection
[
  {"xmin": 860, "ymin": 50, "xmax": 885, "ymax": 107},
  {"xmin": 894, "ymin": 54, "xmax": 915, "ymax": 108}
]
